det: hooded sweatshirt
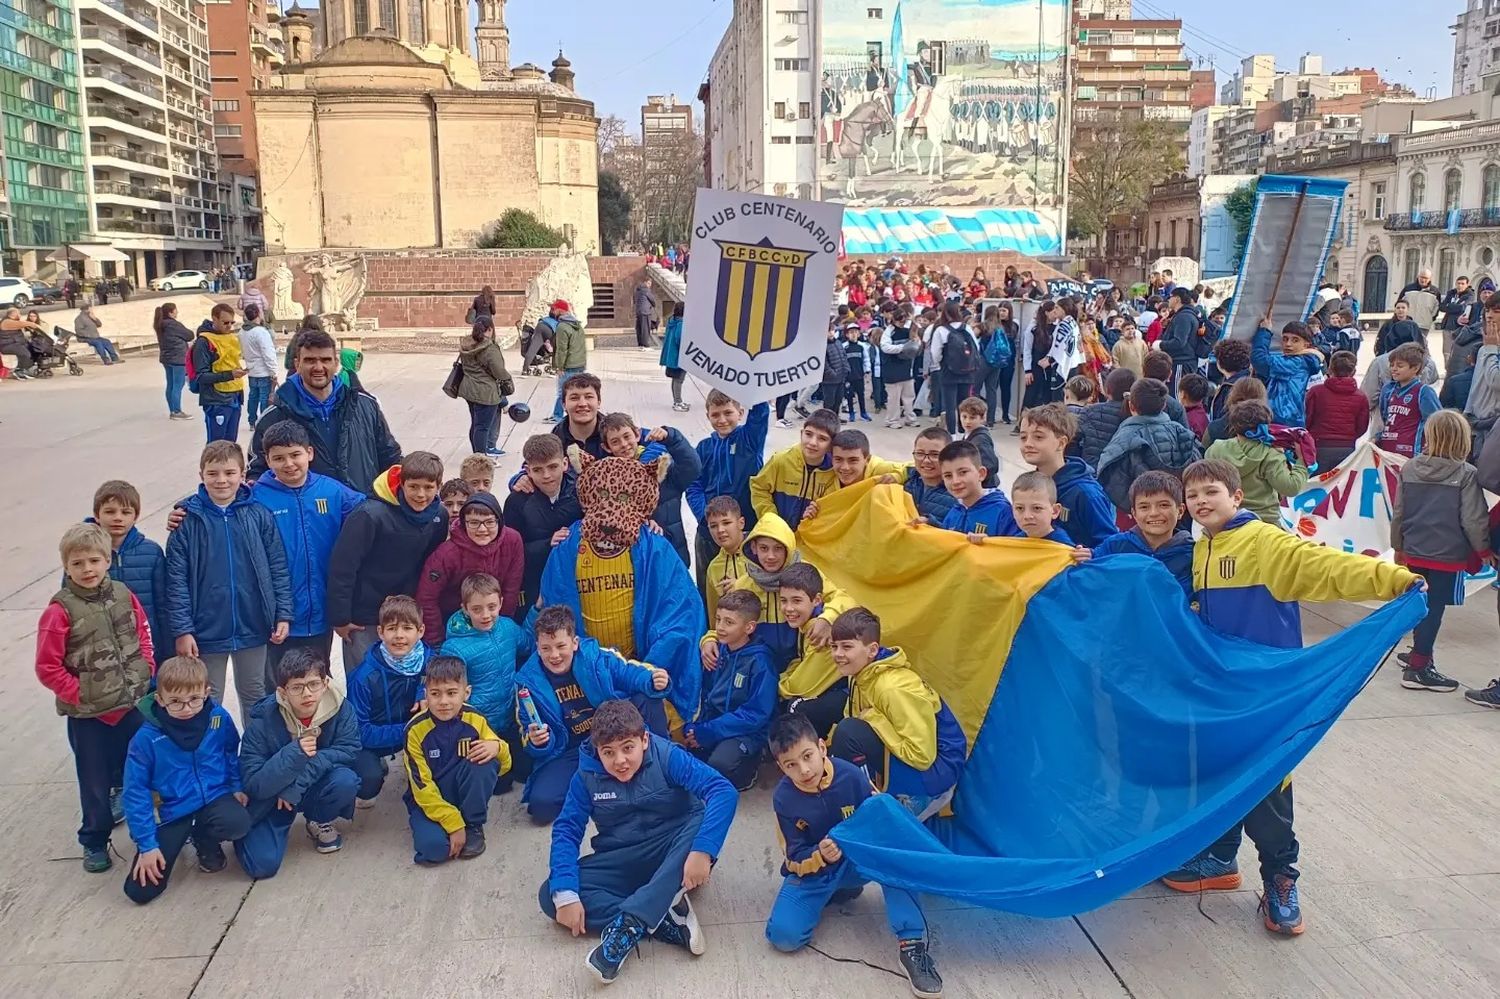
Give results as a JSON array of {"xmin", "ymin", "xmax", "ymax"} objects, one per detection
[
  {"xmin": 750, "ymin": 443, "xmax": 838, "ymax": 530},
  {"xmin": 846, "ymin": 647, "xmax": 966, "ymax": 796},
  {"xmin": 939, "ymin": 487, "xmax": 1019, "ymax": 537},
  {"xmin": 1051, "ymin": 457, "xmax": 1117, "ymax": 547},
  {"xmin": 1092, "ymin": 527, "xmax": 1195, "ymax": 600},
  {"xmin": 1205, "ymin": 435, "xmax": 1309, "ymax": 525},
  {"xmin": 726, "ymin": 513, "xmax": 851, "ymax": 670},
  {"xmin": 326, "ymin": 466, "xmax": 449, "ymax": 629},
  {"xmin": 237, "ymin": 685, "xmax": 360, "ymax": 823},
  {"xmin": 1391, "ymin": 454, "xmax": 1492, "ymax": 571},
  {"xmin": 415, "ymin": 492, "xmax": 524, "ymax": 641}
]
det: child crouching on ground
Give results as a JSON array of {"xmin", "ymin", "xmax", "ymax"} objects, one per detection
[
  {"xmin": 122, "ymin": 655, "xmax": 251, "ymax": 904},
  {"xmin": 235, "ymin": 647, "xmax": 360, "ymax": 875},
  {"xmin": 541, "ymin": 700, "xmax": 738, "ymax": 984},
  {"xmin": 404, "ymin": 655, "xmax": 510, "ymax": 865},
  {"xmin": 766, "ymin": 712, "xmax": 943, "ymax": 998},
  {"xmin": 827, "ymin": 608, "xmax": 965, "ymax": 822},
  {"xmin": 347, "ymin": 595, "xmax": 431, "ymax": 807},
  {"xmin": 682, "ymin": 589, "xmax": 776, "ymax": 790}
]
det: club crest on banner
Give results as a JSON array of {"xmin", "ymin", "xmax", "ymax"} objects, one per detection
[{"xmin": 713, "ymin": 238, "xmax": 813, "ymax": 359}]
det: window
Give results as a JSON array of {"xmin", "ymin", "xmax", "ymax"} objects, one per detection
[
  {"xmin": 212, "ymin": 99, "xmax": 240, "ymax": 112},
  {"xmin": 1408, "ymin": 171, "xmax": 1426, "ymax": 215},
  {"xmin": 1485, "ymin": 164, "xmax": 1500, "ymax": 214},
  {"xmin": 211, "ymin": 76, "xmax": 240, "ymax": 83},
  {"xmin": 379, "ymin": 0, "xmax": 396, "ymax": 31},
  {"xmin": 353, "ymin": 0, "xmax": 369, "ymax": 35},
  {"xmin": 1439, "ymin": 247, "xmax": 1457, "ymax": 294},
  {"xmin": 778, "ymin": 10, "xmax": 807, "ymax": 24},
  {"xmin": 774, "ymin": 58, "xmax": 809, "ymax": 71},
  {"xmin": 1445, "ymin": 167, "xmax": 1463, "ymax": 211},
  {"xmin": 771, "ymin": 136, "xmax": 791, "ymax": 145},
  {"xmin": 795, "ymin": 135, "xmax": 813, "ymax": 144},
  {"xmin": 213, "ymin": 124, "xmax": 242, "ymax": 138},
  {"xmin": 1403, "ymin": 247, "xmax": 1421, "ymax": 286},
  {"xmin": 1371, "ymin": 181, "xmax": 1386, "ymax": 220},
  {"xmin": 774, "ymin": 101, "xmax": 786, "ymax": 118},
  {"xmin": 408, "ymin": 0, "xmax": 425, "ymax": 41},
  {"xmin": 867, "ymin": 7, "xmax": 883, "ymax": 18},
  {"xmin": 799, "ymin": 101, "xmax": 811, "ymax": 118}
]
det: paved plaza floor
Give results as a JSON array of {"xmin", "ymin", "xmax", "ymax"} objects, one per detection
[{"xmin": 1, "ymin": 346, "xmax": 1498, "ymax": 998}]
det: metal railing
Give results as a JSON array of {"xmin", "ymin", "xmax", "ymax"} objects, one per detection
[
  {"xmin": 94, "ymin": 180, "xmax": 172, "ymax": 202},
  {"xmin": 80, "ymin": 25, "xmax": 163, "ymax": 67},
  {"xmin": 91, "ymin": 142, "xmax": 170, "ymax": 169},
  {"xmin": 86, "ymin": 0, "xmax": 160, "ymax": 35},
  {"xmin": 83, "ymin": 64, "xmax": 164, "ymax": 103},
  {"xmin": 173, "ymin": 194, "xmax": 214, "ymax": 210},
  {"xmin": 1384, "ymin": 207, "xmax": 1500, "ymax": 231},
  {"xmin": 95, "ymin": 217, "xmax": 174, "ymax": 235},
  {"xmin": 176, "ymin": 225, "xmax": 222, "ymax": 241}
]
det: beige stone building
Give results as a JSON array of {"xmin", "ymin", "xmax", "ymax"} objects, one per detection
[{"xmin": 255, "ymin": 4, "xmax": 598, "ymax": 254}]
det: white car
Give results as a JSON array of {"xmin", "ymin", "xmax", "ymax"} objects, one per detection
[
  {"xmin": 0, "ymin": 276, "xmax": 33, "ymax": 306},
  {"xmin": 151, "ymin": 270, "xmax": 211, "ymax": 291}
]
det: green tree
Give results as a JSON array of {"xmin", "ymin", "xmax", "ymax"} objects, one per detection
[
  {"xmin": 474, "ymin": 209, "xmax": 564, "ymax": 250},
  {"xmin": 1068, "ymin": 118, "xmax": 1185, "ymax": 242},
  {"xmin": 597, "ymin": 171, "xmax": 632, "ymax": 255},
  {"xmin": 1224, "ymin": 178, "xmax": 1259, "ymax": 260}
]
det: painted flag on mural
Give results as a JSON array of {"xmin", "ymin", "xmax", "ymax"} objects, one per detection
[
  {"xmin": 889, "ymin": 0, "xmax": 910, "ymax": 117},
  {"xmin": 796, "ymin": 479, "xmax": 1425, "ymax": 918}
]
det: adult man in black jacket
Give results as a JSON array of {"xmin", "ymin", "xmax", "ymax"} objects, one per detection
[
  {"xmin": 1158, "ymin": 288, "xmax": 1201, "ymax": 385},
  {"xmin": 248, "ymin": 329, "xmax": 402, "ymax": 494}
]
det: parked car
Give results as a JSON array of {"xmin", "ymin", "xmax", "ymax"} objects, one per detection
[
  {"xmin": 150, "ymin": 269, "xmax": 210, "ymax": 291},
  {"xmin": 28, "ymin": 283, "xmax": 64, "ymax": 304},
  {"xmin": 0, "ymin": 276, "xmax": 33, "ymax": 307}
]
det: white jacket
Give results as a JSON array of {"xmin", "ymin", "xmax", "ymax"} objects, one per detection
[{"xmin": 238, "ymin": 323, "xmax": 279, "ymax": 378}]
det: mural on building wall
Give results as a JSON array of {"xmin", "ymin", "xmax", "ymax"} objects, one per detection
[{"xmin": 817, "ymin": 0, "xmax": 1068, "ymax": 255}]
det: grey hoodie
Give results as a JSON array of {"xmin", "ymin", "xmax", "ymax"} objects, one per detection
[{"xmin": 1390, "ymin": 454, "xmax": 1490, "ymax": 565}]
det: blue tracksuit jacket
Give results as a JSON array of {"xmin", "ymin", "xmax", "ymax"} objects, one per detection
[
  {"xmin": 1092, "ymin": 527, "xmax": 1195, "ymax": 601},
  {"xmin": 122, "ymin": 698, "xmax": 242, "ymax": 852},
  {"xmin": 1052, "ymin": 457, "xmax": 1117, "ymax": 547},
  {"xmin": 251, "ymin": 470, "xmax": 364, "ymax": 638},
  {"xmin": 939, "ymin": 488, "xmax": 1019, "ymax": 537},
  {"xmin": 346, "ymin": 642, "xmax": 429, "ymax": 756},
  {"xmin": 684, "ymin": 638, "xmax": 776, "ymax": 747},
  {"xmin": 513, "ymin": 637, "xmax": 665, "ymax": 773},
  {"xmin": 686, "ymin": 401, "xmax": 770, "ymax": 535},
  {"xmin": 772, "ymin": 757, "xmax": 872, "ymax": 878}
]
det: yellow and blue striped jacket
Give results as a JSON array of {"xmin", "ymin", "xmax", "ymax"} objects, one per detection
[{"xmin": 404, "ymin": 706, "xmax": 510, "ymax": 833}]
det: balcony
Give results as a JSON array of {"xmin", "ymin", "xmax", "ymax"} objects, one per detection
[
  {"xmin": 83, "ymin": 0, "xmax": 161, "ymax": 36},
  {"xmin": 1385, "ymin": 207, "xmax": 1500, "ymax": 231},
  {"xmin": 88, "ymin": 103, "xmax": 166, "ymax": 136},
  {"xmin": 94, "ymin": 180, "xmax": 173, "ymax": 203},
  {"xmin": 173, "ymin": 194, "xmax": 216, "ymax": 211},
  {"xmin": 158, "ymin": 0, "xmax": 207, "ymax": 33},
  {"xmin": 80, "ymin": 24, "xmax": 164, "ymax": 68},
  {"xmin": 96, "ymin": 217, "xmax": 175, "ymax": 235},
  {"xmin": 168, "ymin": 125, "xmax": 206, "ymax": 148},
  {"xmin": 165, "ymin": 92, "xmax": 210, "ymax": 123},
  {"xmin": 91, "ymin": 142, "xmax": 170, "ymax": 170},
  {"xmin": 84, "ymin": 64, "xmax": 165, "ymax": 104},
  {"xmin": 176, "ymin": 225, "xmax": 223, "ymax": 241},
  {"xmin": 172, "ymin": 159, "xmax": 216, "ymax": 180}
]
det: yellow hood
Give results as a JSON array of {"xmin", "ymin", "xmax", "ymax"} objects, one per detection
[
  {"xmin": 849, "ymin": 645, "xmax": 942, "ymax": 770},
  {"xmin": 744, "ymin": 512, "xmax": 796, "ymax": 567}
]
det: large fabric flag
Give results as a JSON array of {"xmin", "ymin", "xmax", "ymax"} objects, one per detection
[
  {"xmin": 889, "ymin": 1, "xmax": 910, "ymax": 118},
  {"xmin": 797, "ymin": 479, "xmax": 1426, "ymax": 918}
]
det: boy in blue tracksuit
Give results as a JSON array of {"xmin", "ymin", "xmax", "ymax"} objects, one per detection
[
  {"xmin": 346, "ymin": 594, "xmax": 430, "ymax": 805},
  {"xmin": 121, "ymin": 655, "xmax": 252, "ymax": 904},
  {"xmin": 682, "ymin": 589, "xmax": 775, "ymax": 791},
  {"xmin": 515, "ymin": 606, "xmax": 672, "ymax": 824},
  {"xmin": 765, "ymin": 712, "xmax": 943, "ymax": 997},
  {"xmin": 250, "ymin": 421, "xmax": 364, "ymax": 673},
  {"xmin": 685, "ymin": 392, "xmax": 769, "ymax": 596},
  {"xmin": 1086, "ymin": 470, "xmax": 1195, "ymax": 601},
  {"xmin": 936, "ymin": 440, "xmax": 1019, "ymax": 539},
  {"xmin": 235, "ymin": 647, "xmax": 360, "ymax": 876},
  {"xmin": 90, "ymin": 480, "xmax": 170, "ymax": 656},
  {"xmin": 540, "ymin": 699, "xmax": 738, "ymax": 985},
  {"xmin": 163, "ymin": 441, "xmax": 292, "ymax": 720},
  {"xmin": 439, "ymin": 572, "xmax": 534, "ymax": 794},
  {"xmin": 1019, "ymin": 403, "xmax": 1116, "ymax": 546},
  {"xmin": 1251, "ymin": 322, "xmax": 1325, "ymax": 427}
]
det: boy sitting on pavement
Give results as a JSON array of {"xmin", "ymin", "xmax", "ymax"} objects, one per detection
[
  {"xmin": 404, "ymin": 655, "xmax": 510, "ymax": 865},
  {"xmin": 235, "ymin": 648, "xmax": 360, "ymax": 875},
  {"xmin": 36, "ymin": 523, "xmax": 157, "ymax": 873},
  {"xmin": 122, "ymin": 655, "xmax": 252, "ymax": 904},
  {"xmin": 827, "ymin": 608, "xmax": 965, "ymax": 822},
  {"xmin": 1008, "ymin": 471, "xmax": 1073, "ymax": 544},
  {"xmin": 347, "ymin": 595, "xmax": 431, "ymax": 807},
  {"xmin": 541, "ymin": 700, "xmax": 738, "ymax": 984},
  {"xmin": 515, "ymin": 606, "xmax": 672, "ymax": 825},
  {"xmin": 765, "ymin": 712, "xmax": 944, "ymax": 998},
  {"xmin": 682, "ymin": 589, "xmax": 776, "ymax": 790}
]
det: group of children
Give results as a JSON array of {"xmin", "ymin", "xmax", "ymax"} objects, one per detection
[{"xmin": 34, "ymin": 339, "xmax": 1477, "ymax": 992}]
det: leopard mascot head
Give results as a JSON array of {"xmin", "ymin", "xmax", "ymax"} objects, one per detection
[{"xmin": 570, "ymin": 446, "xmax": 670, "ymax": 557}]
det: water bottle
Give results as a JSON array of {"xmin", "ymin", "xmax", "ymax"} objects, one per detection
[{"xmin": 518, "ymin": 686, "xmax": 543, "ymax": 729}]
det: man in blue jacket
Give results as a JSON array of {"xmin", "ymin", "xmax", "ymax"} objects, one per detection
[
  {"xmin": 235, "ymin": 648, "xmax": 360, "ymax": 876},
  {"xmin": 163, "ymin": 441, "xmax": 293, "ymax": 721},
  {"xmin": 682, "ymin": 589, "xmax": 775, "ymax": 790},
  {"xmin": 251, "ymin": 421, "xmax": 364, "ymax": 673},
  {"xmin": 539, "ymin": 699, "xmax": 738, "ymax": 984}
]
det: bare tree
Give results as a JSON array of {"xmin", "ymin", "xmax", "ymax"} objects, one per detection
[
  {"xmin": 597, "ymin": 114, "xmax": 628, "ymax": 159},
  {"xmin": 1069, "ymin": 118, "xmax": 1185, "ymax": 245}
]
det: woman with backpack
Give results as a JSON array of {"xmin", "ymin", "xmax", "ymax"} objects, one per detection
[
  {"xmin": 978, "ymin": 302, "xmax": 1017, "ymax": 425},
  {"xmin": 929, "ymin": 301, "xmax": 981, "ymax": 434},
  {"xmin": 878, "ymin": 303, "xmax": 920, "ymax": 428}
]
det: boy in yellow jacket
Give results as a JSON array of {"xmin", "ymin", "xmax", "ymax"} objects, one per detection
[
  {"xmin": 772, "ymin": 564, "xmax": 850, "ymax": 739},
  {"xmin": 826, "ymin": 607, "xmax": 966, "ymax": 822},
  {"xmin": 1162, "ymin": 457, "xmax": 1421, "ymax": 937},
  {"xmin": 749, "ymin": 409, "xmax": 840, "ymax": 530}
]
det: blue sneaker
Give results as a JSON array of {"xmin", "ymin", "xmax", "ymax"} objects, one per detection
[
  {"xmin": 1161, "ymin": 853, "xmax": 1241, "ymax": 892},
  {"xmin": 82, "ymin": 845, "xmax": 112, "ymax": 873},
  {"xmin": 1260, "ymin": 873, "xmax": 1304, "ymax": 935},
  {"xmin": 587, "ymin": 913, "xmax": 646, "ymax": 984}
]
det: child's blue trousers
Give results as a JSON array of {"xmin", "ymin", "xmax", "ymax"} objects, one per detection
[
  {"xmin": 234, "ymin": 766, "xmax": 360, "ymax": 878},
  {"xmin": 765, "ymin": 860, "xmax": 925, "ymax": 952},
  {"xmin": 406, "ymin": 758, "xmax": 499, "ymax": 864}
]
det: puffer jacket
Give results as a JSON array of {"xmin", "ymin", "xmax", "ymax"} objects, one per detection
[
  {"xmin": 1391, "ymin": 454, "xmax": 1492, "ymax": 570},
  {"xmin": 95, "ymin": 523, "xmax": 170, "ymax": 653},
  {"xmin": 415, "ymin": 491, "xmax": 523, "ymax": 641},
  {"xmin": 1096, "ymin": 414, "xmax": 1203, "ymax": 511},
  {"xmin": 904, "ymin": 468, "xmax": 959, "ymax": 525},
  {"xmin": 122, "ymin": 697, "xmax": 241, "ymax": 851},
  {"xmin": 439, "ymin": 609, "xmax": 533, "ymax": 729},
  {"xmin": 238, "ymin": 686, "xmax": 359, "ymax": 823},
  {"xmin": 822, "ymin": 334, "xmax": 850, "ymax": 385},
  {"xmin": 155, "ymin": 317, "xmax": 194, "ymax": 366},
  {"xmin": 548, "ymin": 313, "xmax": 586, "ymax": 370},
  {"xmin": 1304, "ymin": 376, "xmax": 1369, "ymax": 450},
  {"xmin": 456, "ymin": 336, "xmax": 513, "ymax": 407},
  {"xmin": 1078, "ymin": 400, "xmax": 1128, "ymax": 469},
  {"xmin": 251, "ymin": 470, "xmax": 365, "ymax": 639},
  {"xmin": 248, "ymin": 373, "xmax": 403, "ymax": 494},
  {"xmin": 164, "ymin": 484, "xmax": 293, "ymax": 652}
]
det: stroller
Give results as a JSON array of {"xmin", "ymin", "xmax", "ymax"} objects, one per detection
[
  {"xmin": 519, "ymin": 321, "xmax": 556, "ymax": 377},
  {"xmin": 28, "ymin": 326, "xmax": 84, "ymax": 377}
]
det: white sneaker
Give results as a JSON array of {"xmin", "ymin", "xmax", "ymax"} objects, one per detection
[
  {"xmin": 885, "ymin": 420, "xmax": 902, "ymax": 430},
  {"xmin": 355, "ymin": 796, "xmax": 377, "ymax": 810},
  {"xmin": 306, "ymin": 819, "xmax": 343, "ymax": 853},
  {"xmin": 775, "ymin": 418, "xmax": 794, "ymax": 429},
  {"xmin": 666, "ymin": 891, "xmax": 705, "ymax": 955},
  {"xmin": 904, "ymin": 417, "xmax": 920, "ymax": 427}
]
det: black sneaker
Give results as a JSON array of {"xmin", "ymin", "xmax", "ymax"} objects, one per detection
[
  {"xmin": 660, "ymin": 892, "xmax": 705, "ymax": 955},
  {"xmin": 1465, "ymin": 678, "xmax": 1500, "ymax": 708},
  {"xmin": 82, "ymin": 845, "xmax": 112, "ymax": 873},
  {"xmin": 196, "ymin": 841, "xmax": 227, "ymax": 873},
  {"xmin": 587, "ymin": 913, "xmax": 646, "ymax": 984},
  {"xmin": 1401, "ymin": 666, "xmax": 1459, "ymax": 692},
  {"xmin": 109, "ymin": 787, "xmax": 124, "ymax": 826},
  {"xmin": 1396, "ymin": 651, "xmax": 1412, "ymax": 668},
  {"xmin": 459, "ymin": 825, "xmax": 486, "ymax": 859},
  {"xmin": 898, "ymin": 940, "xmax": 943, "ymax": 998}
]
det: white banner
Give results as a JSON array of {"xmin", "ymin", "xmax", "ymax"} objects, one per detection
[
  {"xmin": 680, "ymin": 189, "xmax": 845, "ymax": 407},
  {"xmin": 1281, "ymin": 440, "xmax": 1497, "ymax": 594}
]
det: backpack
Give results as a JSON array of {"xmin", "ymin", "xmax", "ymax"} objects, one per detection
[
  {"xmin": 941, "ymin": 325, "xmax": 979, "ymax": 378},
  {"xmin": 185, "ymin": 335, "xmax": 214, "ymax": 394},
  {"xmin": 981, "ymin": 328, "xmax": 1013, "ymax": 367}
]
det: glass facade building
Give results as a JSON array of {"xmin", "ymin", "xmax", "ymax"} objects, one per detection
[{"xmin": 0, "ymin": 0, "xmax": 89, "ymax": 267}]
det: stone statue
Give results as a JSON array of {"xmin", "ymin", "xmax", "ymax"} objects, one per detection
[
  {"xmin": 305, "ymin": 252, "xmax": 368, "ymax": 328},
  {"xmin": 520, "ymin": 252, "xmax": 594, "ymax": 332},
  {"xmin": 270, "ymin": 260, "xmax": 305, "ymax": 323}
]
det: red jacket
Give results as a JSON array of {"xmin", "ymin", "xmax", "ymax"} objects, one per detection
[
  {"xmin": 415, "ymin": 494, "xmax": 523, "ymax": 642},
  {"xmin": 1304, "ymin": 376, "xmax": 1370, "ymax": 448},
  {"xmin": 35, "ymin": 591, "xmax": 155, "ymax": 726}
]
